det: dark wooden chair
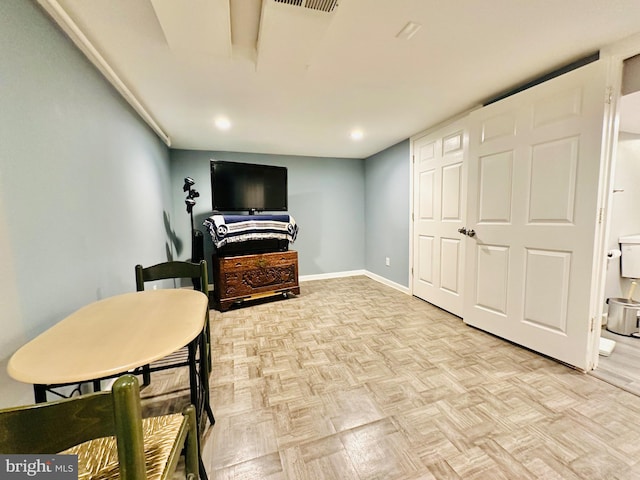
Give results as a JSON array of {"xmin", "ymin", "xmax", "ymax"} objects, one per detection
[
  {"xmin": 134, "ymin": 260, "xmax": 214, "ymax": 427},
  {"xmin": 0, "ymin": 374, "xmax": 198, "ymax": 480}
]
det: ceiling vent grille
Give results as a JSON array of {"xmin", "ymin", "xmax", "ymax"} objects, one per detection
[{"xmin": 273, "ymin": 0, "xmax": 339, "ymax": 13}]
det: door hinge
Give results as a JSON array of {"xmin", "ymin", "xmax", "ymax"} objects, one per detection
[
  {"xmin": 412, "ymin": 155, "xmax": 415, "ymax": 164},
  {"xmin": 590, "ymin": 317, "xmax": 596, "ymax": 332},
  {"xmin": 598, "ymin": 208, "xmax": 604, "ymax": 224},
  {"xmin": 605, "ymin": 86, "xmax": 613, "ymax": 105}
]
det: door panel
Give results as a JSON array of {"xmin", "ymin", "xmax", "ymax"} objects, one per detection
[
  {"xmin": 475, "ymin": 244, "xmax": 509, "ymax": 315},
  {"xmin": 463, "ymin": 61, "xmax": 606, "ymax": 370},
  {"xmin": 419, "ymin": 170, "xmax": 435, "ymax": 220},
  {"xmin": 482, "ymin": 113, "xmax": 516, "ymax": 142},
  {"xmin": 532, "ymin": 87, "xmax": 582, "ymax": 128},
  {"xmin": 413, "ymin": 119, "xmax": 468, "ymax": 316},
  {"xmin": 418, "ymin": 235, "xmax": 434, "ymax": 285},
  {"xmin": 478, "ymin": 151, "xmax": 513, "ymax": 223},
  {"xmin": 440, "ymin": 237, "xmax": 461, "ymax": 293},
  {"xmin": 523, "ymin": 248, "xmax": 571, "ymax": 332},
  {"xmin": 529, "ymin": 137, "xmax": 578, "ymax": 222},
  {"xmin": 442, "ymin": 163, "xmax": 463, "ymax": 220}
]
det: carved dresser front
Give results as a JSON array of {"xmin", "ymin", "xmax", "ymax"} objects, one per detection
[{"xmin": 212, "ymin": 251, "xmax": 300, "ymax": 311}]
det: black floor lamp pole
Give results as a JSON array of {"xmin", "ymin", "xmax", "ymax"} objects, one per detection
[{"xmin": 183, "ymin": 177, "xmax": 199, "ymax": 262}]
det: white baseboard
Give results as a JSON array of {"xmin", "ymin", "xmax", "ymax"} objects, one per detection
[
  {"xmin": 363, "ymin": 271, "xmax": 410, "ymax": 294},
  {"xmin": 299, "ymin": 270, "xmax": 366, "ymax": 282},
  {"xmin": 299, "ymin": 269, "xmax": 410, "ymax": 295}
]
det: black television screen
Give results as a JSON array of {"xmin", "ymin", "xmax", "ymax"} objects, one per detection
[{"xmin": 210, "ymin": 160, "xmax": 288, "ymax": 213}]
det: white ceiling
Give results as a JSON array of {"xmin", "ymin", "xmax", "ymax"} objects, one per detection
[{"xmin": 45, "ymin": 0, "xmax": 640, "ymax": 158}]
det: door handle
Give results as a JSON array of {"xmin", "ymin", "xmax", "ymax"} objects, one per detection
[
  {"xmin": 457, "ymin": 227, "xmax": 468, "ymax": 235},
  {"xmin": 458, "ymin": 227, "xmax": 476, "ymax": 238}
]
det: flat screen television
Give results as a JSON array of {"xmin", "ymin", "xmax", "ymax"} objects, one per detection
[{"xmin": 210, "ymin": 160, "xmax": 288, "ymax": 213}]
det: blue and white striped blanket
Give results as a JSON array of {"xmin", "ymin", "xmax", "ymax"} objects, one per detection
[{"xmin": 203, "ymin": 214, "xmax": 298, "ymax": 248}]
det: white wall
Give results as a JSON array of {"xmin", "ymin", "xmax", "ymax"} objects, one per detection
[{"xmin": 604, "ymin": 131, "xmax": 640, "ymax": 305}]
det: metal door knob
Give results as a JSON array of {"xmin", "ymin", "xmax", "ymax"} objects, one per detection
[{"xmin": 458, "ymin": 227, "xmax": 476, "ymax": 237}]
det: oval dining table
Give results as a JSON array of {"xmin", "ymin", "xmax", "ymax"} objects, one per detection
[{"xmin": 7, "ymin": 288, "xmax": 211, "ymax": 479}]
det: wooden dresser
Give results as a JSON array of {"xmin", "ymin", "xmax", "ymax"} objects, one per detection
[{"xmin": 211, "ymin": 250, "xmax": 300, "ymax": 311}]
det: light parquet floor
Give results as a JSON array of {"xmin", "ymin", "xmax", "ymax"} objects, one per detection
[{"xmin": 143, "ymin": 276, "xmax": 640, "ymax": 479}]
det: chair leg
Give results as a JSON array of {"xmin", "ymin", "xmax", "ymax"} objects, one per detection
[
  {"xmin": 187, "ymin": 340, "xmax": 208, "ymax": 480},
  {"xmin": 188, "ymin": 341, "xmax": 199, "ymax": 412},
  {"xmin": 199, "ymin": 459, "xmax": 209, "ymax": 480},
  {"xmin": 198, "ymin": 330, "xmax": 215, "ymax": 426},
  {"xmin": 142, "ymin": 364, "xmax": 151, "ymax": 387},
  {"xmin": 183, "ymin": 405, "xmax": 200, "ymax": 480},
  {"xmin": 205, "ymin": 404, "xmax": 215, "ymax": 426},
  {"xmin": 34, "ymin": 384, "xmax": 47, "ymax": 403}
]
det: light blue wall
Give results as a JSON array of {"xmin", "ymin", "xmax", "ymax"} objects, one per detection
[
  {"xmin": 0, "ymin": 0, "xmax": 412, "ymax": 408},
  {"xmin": 170, "ymin": 150, "xmax": 366, "ymax": 277},
  {"xmin": 0, "ymin": 0, "xmax": 172, "ymax": 406},
  {"xmin": 364, "ymin": 140, "xmax": 411, "ymax": 287}
]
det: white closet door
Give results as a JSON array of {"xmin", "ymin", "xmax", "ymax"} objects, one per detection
[
  {"xmin": 463, "ymin": 61, "xmax": 607, "ymax": 370},
  {"xmin": 413, "ymin": 119, "xmax": 467, "ymax": 317}
]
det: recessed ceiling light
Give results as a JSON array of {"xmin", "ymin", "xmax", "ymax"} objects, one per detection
[
  {"xmin": 350, "ymin": 130, "xmax": 364, "ymax": 140},
  {"xmin": 396, "ymin": 21, "xmax": 422, "ymax": 40},
  {"xmin": 215, "ymin": 117, "xmax": 231, "ymax": 130}
]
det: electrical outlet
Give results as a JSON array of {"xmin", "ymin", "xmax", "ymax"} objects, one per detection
[{"xmin": 385, "ymin": 257, "xmax": 390, "ymax": 267}]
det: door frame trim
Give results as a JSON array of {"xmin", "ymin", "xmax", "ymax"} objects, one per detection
[{"xmin": 590, "ymin": 33, "xmax": 640, "ymax": 370}]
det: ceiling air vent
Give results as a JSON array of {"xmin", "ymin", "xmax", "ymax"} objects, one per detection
[{"xmin": 273, "ymin": 0, "xmax": 339, "ymax": 13}]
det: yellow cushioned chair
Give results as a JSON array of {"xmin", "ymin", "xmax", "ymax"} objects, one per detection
[{"xmin": 0, "ymin": 375, "xmax": 199, "ymax": 480}]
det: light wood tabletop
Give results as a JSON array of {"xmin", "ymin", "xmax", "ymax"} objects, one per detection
[{"xmin": 7, "ymin": 289, "xmax": 209, "ymax": 385}]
